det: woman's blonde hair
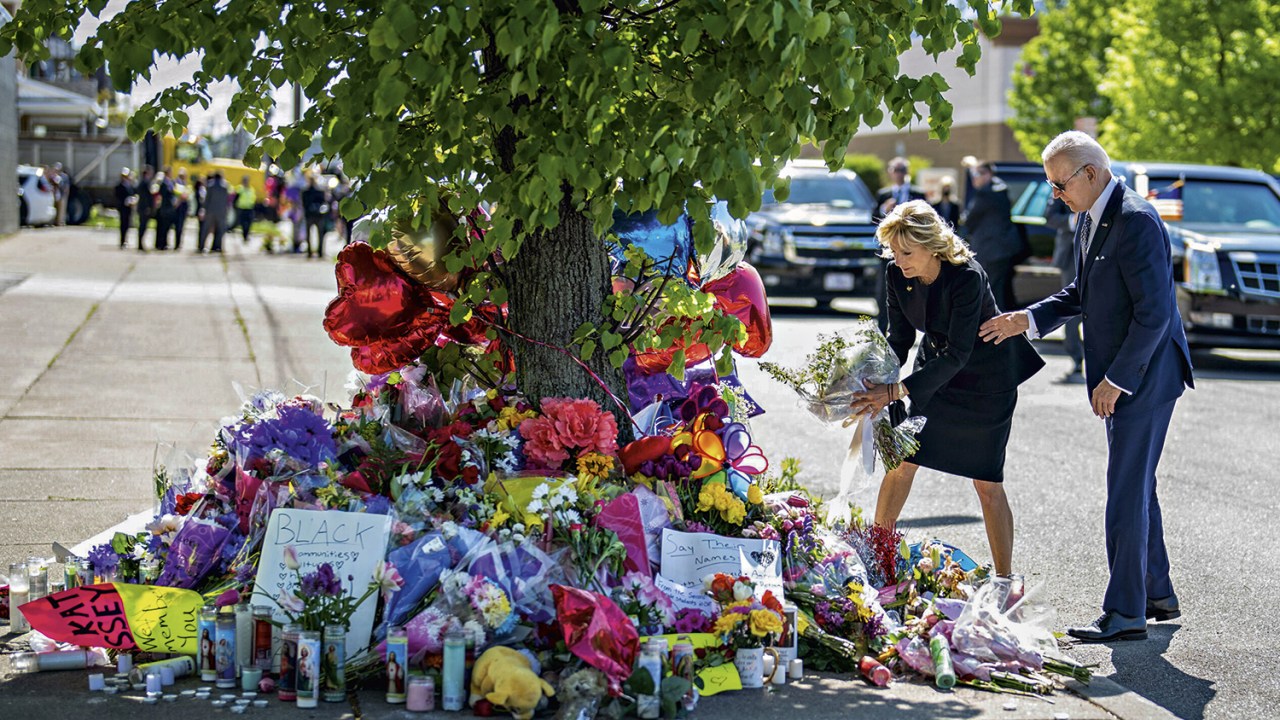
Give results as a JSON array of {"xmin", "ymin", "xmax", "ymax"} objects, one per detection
[{"xmin": 876, "ymin": 199, "xmax": 974, "ymax": 265}]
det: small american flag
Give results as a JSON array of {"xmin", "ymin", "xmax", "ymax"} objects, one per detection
[{"xmin": 1147, "ymin": 179, "xmax": 1184, "ymax": 221}]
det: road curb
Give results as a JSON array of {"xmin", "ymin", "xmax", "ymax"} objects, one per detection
[{"xmin": 1064, "ymin": 676, "xmax": 1180, "ymax": 720}]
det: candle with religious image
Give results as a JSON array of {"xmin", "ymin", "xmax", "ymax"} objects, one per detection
[
  {"xmin": 322, "ymin": 624, "xmax": 347, "ymax": 702},
  {"xmin": 385, "ymin": 626, "xmax": 408, "ymax": 704},
  {"xmin": 215, "ymin": 612, "xmax": 237, "ymax": 688},
  {"xmin": 296, "ymin": 630, "xmax": 321, "ymax": 708},
  {"xmin": 277, "ymin": 623, "xmax": 300, "ymax": 701},
  {"xmin": 197, "ymin": 606, "xmax": 218, "ymax": 681}
]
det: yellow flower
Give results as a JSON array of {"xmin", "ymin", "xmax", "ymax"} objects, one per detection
[
  {"xmin": 748, "ymin": 609, "xmax": 783, "ymax": 637},
  {"xmin": 576, "ymin": 452, "xmax": 615, "ymax": 478},
  {"xmin": 747, "ymin": 484, "xmax": 763, "ymax": 505},
  {"xmin": 496, "ymin": 407, "xmax": 538, "ymax": 431},
  {"xmin": 713, "ymin": 613, "xmax": 743, "ymax": 636},
  {"xmin": 697, "ymin": 486, "xmax": 717, "ymax": 513},
  {"xmin": 490, "ymin": 507, "xmax": 511, "ymax": 529},
  {"xmin": 721, "ymin": 497, "xmax": 746, "ymax": 525}
]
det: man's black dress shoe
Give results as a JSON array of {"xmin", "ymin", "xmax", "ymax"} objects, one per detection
[
  {"xmin": 1147, "ymin": 593, "xmax": 1181, "ymax": 621},
  {"xmin": 1067, "ymin": 612, "xmax": 1148, "ymax": 643}
]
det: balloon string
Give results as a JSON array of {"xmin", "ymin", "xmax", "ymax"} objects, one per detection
[{"xmin": 478, "ymin": 318, "xmax": 636, "ymax": 428}]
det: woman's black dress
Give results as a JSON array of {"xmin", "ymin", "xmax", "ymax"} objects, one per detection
[{"xmin": 887, "ymin": 258, "xmax": 1044, "ymax": 482}]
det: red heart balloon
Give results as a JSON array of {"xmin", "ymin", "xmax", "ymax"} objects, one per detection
[{"xmin": 324, "ymin": 243, "xmax": 450, "ymax": 374}]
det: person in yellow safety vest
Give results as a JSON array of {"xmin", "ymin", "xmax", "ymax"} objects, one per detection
[{"xmin": 235, "ymin": 176, "xmax": 258, "ymax": 247}]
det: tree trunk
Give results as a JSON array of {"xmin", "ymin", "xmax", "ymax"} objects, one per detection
[{"xmin": 506, "ymin": 195, "xmax": 633, "ymax": 441}]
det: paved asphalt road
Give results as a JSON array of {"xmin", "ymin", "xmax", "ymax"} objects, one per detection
[{"xmin": 2, "ymin": 225, "xmax": 1278, "ymax": 719}]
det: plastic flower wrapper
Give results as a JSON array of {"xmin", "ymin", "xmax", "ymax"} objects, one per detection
[
  {"xmin": 466, "ymin": 539, "xmax": 565, "ymax": 625},
  {"xmin": 951, "ymin": 578, "xmax": 1057, "ymax": 669},
  {"xmin": 550, "ymin": 584, "xmax": 640, "ymax": 696},
  {"xmin": 594, "ymin": 492, "xmax": 652, "ymax": 575},
  {"xmin": 381, "ymin": 523, "xmax": 490, "ymax": 631},
  {"xmin": 759, "ymin": 321, "xmax": 926, "ymax": 524}
]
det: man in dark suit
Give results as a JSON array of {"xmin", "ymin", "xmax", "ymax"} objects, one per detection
[
  {"xmin": 136, "ymin": 166, "xmax": 155, "ymax": 251},
  {"xmin": 964, "ymin": 161, "xmax": 1023, "ymax": 311},
  {"xmin": 979, "ymin": 131, "xmax": 1194, "ymax": 643},
  {"xmin": 874, "ymin": 157, "xmax": 926, "ymax": 332}
]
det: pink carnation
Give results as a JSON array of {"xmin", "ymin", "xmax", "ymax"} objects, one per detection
[
  {"xmin": 519, "ymin": 397, "xmax": 618, "ymax": 470},
  {"xmin": 519, "ymin": 416, "xmax": 569, "ymax": 468},
  {"xmin": 544, "ymin": 398, "xmax": 618, "ymax": 456}
]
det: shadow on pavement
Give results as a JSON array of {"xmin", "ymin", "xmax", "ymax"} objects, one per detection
[
  {"xmin": 897, "ymin": 514, "xmax": 983, "ymax": 529},
  {"xmin": 1106, "ymin": 624, "xmax": 1216, "ymax": 720}
]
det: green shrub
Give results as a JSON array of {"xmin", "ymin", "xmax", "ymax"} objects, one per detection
[{"xmin": 842, "ymin": 153, "xmax": 886, "ymax": 193}]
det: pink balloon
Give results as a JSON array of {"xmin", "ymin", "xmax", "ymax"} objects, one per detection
[{"xmin": 704, "ymin": 262, "xmax": 772, "ymax": 357}]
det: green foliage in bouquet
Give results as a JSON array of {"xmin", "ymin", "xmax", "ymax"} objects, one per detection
[{"xmin": 760, "ymin": 328, "xmax": 921, "ymax": 472}]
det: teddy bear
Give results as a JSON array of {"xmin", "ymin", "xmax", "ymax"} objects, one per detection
[
  {"xmin": 554, "ymin": 667, "xmax": 610, "ymax": 720},
  {"xmin": 470, "ymin": 646, "xmax": 556, "ymax": 720}
]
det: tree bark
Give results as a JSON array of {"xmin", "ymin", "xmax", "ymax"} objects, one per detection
[{"xmin": 506, "ymin": 194, "xmax": 633, "ymax": 441}]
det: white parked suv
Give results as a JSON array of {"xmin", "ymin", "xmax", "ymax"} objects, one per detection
[{"xmin": 18, "ymin": 164, "xmax": 58, "ymax": 227}]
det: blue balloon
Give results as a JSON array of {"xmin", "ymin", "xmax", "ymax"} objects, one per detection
[{"xmin": 608, "ymin": 208, "xmax": 693, "ymax": 279}]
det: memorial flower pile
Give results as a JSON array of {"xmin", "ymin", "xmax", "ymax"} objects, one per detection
[{"xmin": 21, "ymin": 236, "xmax": 1093, "ymax": 715}]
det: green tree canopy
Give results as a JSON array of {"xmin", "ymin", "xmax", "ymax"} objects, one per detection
[
  {"xmin": 3, "ymin": 0, "xmax": 1031, "ymax": 419},
  {"xmin": 1007, "ymin": 0, "xmax": 1115, "ymax": 161},
  {"xmin": 1010, "ymin": 0, "xmax": 1280, "ymax": 172},
  {"xmin": 1099, "ymin": 0, "xmax": 1280, "ymax": 172}
]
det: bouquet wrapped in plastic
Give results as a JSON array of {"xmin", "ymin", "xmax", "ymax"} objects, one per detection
[{"xmin": 760, "ymin": 320, "xmax": 925, "ymax": 523}]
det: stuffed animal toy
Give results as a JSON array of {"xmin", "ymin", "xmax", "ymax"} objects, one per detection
[
  {"xmin": 555, "ymin": 667, "xmax": 610, "ymax": 720},
  {"xmin": 470, "ymin": 646, "xmax": 556, "ymax": 720}
]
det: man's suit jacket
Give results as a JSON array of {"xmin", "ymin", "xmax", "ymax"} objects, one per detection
[
  {"xmin": 887, "ymin": 258, "xmax": 1044, "ymax": 411},
  {"xmin": 963, "ymin": 180, "xmax": 1023, "ymax": 263},
  {"xmin": 1027, "ymin": 183, "xmax": 1194, "ymax": 409},
  {"xmin": 874, "ymin": 185, "xmax": 926, "ymax": 222}
]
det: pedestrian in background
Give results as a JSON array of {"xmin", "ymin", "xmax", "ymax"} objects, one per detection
[
  {"xmin": 301, "ymin": 175, "xmax": 331, "ymax": 259},
  {"xmin": 114, "ymin": 169, "xmax": 136, "ymax": 250},
  {"xmin": 932, "ymin": 177, "xmax": 961, "ymax": 230},
  {"xmin": 980, "ymin": 131, "xmax": 1194, "ymax": 643},
  {"xmin": 135, "ymin": 166, "xmax": 155, "ymax": 251},
  {"xmin": 50, "ymin": 162, "xmax": 70, "ymax": 226},
  {"xmin": 874, "ymin": 156, "xmax": 926, "ymax": 332},
  {"xmin": 235, "ymin": 176, "xmax": 257, "ymax": 245},
  {"xmin": 963, "ymin": 160, "xmax": 1022, "ymax": 311},
  {"xmin": 852, "ymin": 200, "xmax": 1043, "ymax": 578},
  {"xmin": 173, "ymin": 168, "xmax": 191, "ymax": 251},
  {"xmin": 1044, "ymin": 196, "xmax": 1084, "ymax": 381},
  {"xmin": 199, "ymin": 171, "xmax": 231, "ymax": 254},
  {"xmin": 154, "ymin": 169, "xmax": 176, "ymax": 251}
]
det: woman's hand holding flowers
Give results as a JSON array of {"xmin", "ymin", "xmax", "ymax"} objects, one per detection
[{"xmin": 850, "ymin": 382, "xmax": 896, "ymax": 417}]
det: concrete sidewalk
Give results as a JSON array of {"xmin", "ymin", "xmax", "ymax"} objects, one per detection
[{"xmin": 0, "ymin": 226, "xmax": 1173, "ymax": 719}]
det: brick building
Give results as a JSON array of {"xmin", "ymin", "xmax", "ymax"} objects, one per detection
[{"xmin": 839, "ymin": 17, "xmax": 1040, "ymax": 190}]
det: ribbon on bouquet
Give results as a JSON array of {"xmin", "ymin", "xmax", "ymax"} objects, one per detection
[{"xmin": 825, "ymin": 380, "xmax": 886, "ymax": 527}]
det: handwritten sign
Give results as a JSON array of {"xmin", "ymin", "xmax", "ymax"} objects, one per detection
[
  {"xmin": 250, "ymin": 508, "xmax": 391, "ymax": 658},
  {"xmin": 19, "ymin": 583, "xmax": 201, "ymax": 654},
  {"xmin": 652, "ymin": 574, "xmax": 717, "ymax": 616},
  {"xmin": 634, "ymin": 632, "xmax": 738, "ymax": 696},
  {"xmin": 659, "ymin": 529, "xmax": 783, "ymax": 598}
]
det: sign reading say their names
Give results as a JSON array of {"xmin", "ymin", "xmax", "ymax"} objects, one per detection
[
  {"xmin": 250, "ymin": 508, "xmax": 392, "ymax": 658},
  {"xmin": 659, "ymin": 528, "xmax": 783, "ymax": 599}
]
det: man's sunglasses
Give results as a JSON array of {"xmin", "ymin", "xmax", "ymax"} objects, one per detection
[{"xmin": 1047, "ymin": 164, "xmax": 1089, "ymax": 193}]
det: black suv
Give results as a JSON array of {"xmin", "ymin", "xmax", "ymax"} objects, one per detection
[
  {"xmin": 1010, "ymin": 161, "xmax": 1280, "ymax": 349},
  {"xmin": 745, "ymin": 161, "xmax": 881, "ymax": 307}
]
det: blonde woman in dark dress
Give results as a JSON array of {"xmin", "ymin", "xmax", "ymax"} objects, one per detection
[{"xmin": 851, "ymin": 200, "xmax": 1044, "ymax": 576}]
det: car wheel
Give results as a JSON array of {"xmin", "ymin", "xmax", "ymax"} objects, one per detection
[
  {"xmin": 19, "ymin": 198, "xmax": 29, "ymax": 227},
  {"xmin": 66, "ymin": 188, "xmax": 91, "ymax": 225}
]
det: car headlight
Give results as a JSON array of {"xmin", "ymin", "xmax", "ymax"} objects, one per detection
[
  {"xmin": 761, "ymin": 228, "xmax": 790, "ymax": 255},
  {"xmin": 1183, "ymin": 242, "xmax": 1225, "ymax": 294}
]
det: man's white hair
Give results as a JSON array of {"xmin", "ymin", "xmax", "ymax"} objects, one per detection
[{"xmin": 1042, "ymin": 131, "xmax": 1111, "ymax": 172}]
